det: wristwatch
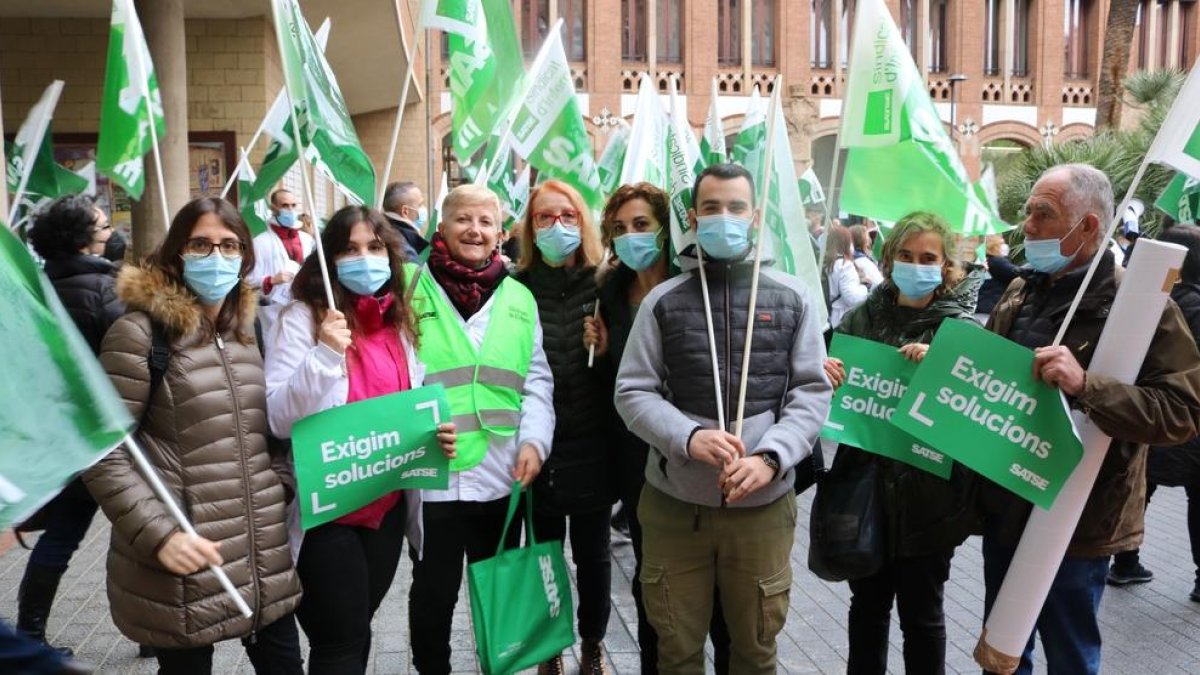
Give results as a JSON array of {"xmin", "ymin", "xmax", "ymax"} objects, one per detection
[{"xmin": 758, "ymin": 451, "xmax": 780, "ymax": 476}]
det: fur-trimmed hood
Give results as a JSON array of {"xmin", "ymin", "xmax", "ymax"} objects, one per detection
[{"xmin": 115, "ymin": 262, "xmax": 257, "ymax": 339}]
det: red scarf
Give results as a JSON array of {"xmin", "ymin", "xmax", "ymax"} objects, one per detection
[
  {"xmin": 269, "ymin": 223, "xmax": 304, "ymax": 264},
  {"xmin": 427, "ymin": 233, "xmax": 507, "ymax": 318}
]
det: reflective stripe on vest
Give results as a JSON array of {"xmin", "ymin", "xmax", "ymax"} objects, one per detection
[{"xmin": 410, "ymin": 265, "xmax": 536, "ymax": 472}]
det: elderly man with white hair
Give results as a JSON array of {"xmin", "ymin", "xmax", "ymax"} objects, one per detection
[{"xmin": 979, "ymin": 163, "xmax": 1200, "ymax": 674}]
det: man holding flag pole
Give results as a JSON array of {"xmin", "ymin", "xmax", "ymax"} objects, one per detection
[{"xmin": 614, "ymin": 160, "xmax": 830, "ymax": 673}]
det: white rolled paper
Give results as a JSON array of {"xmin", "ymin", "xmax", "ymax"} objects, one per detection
[{"xmin": 976, "ymin": 239, "xmax": 1187, "ymax": 673}]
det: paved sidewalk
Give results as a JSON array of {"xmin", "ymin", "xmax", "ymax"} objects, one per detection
[{"xmin": 4, "ymin": 484, "xmax": 1200, "ymax": 673}]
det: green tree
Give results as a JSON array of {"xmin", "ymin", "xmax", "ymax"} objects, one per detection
[
  {"xmin": 1094, "ymin": 0, "xmax": 1142, "ymax": 131},
  {"xmin": 998, "ymin": 70, "xmax": 1184, "ymax": 243}
]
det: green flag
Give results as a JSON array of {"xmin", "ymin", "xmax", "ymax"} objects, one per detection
[
  {"xmin": 1155, "ymin": 173, "xmax": 1200, "ymax": 224},
  {"xmin": 233, "ymin": 154, "xmax": 271, "ymax": 236},
  {"xmin": 5, "ymin": 82, "xmax": 87, "ymax": 224},
  {"xmin": 596, "ymin": 124, "xmax": 630, "ymax": 199},
  {"xmin": 798, "ymin": 167, "xmax": 825, "ymax": 206},
  {"xmin": 759, "ymin": 85, "xmax": 827, "ymax": 327},
  {"xmin": 446, "ymin": 0, "xmax": 523, "ymax": 164},
  {"xmin": 420, "ymin": 0, "xmax": 486, "ymax": 41},
  {"xmin": 272, "ymin": 0, "xmax": 376, "ymax": 206},
  {"xmin": 619, "ymin": 74, "xmax": 668, "ymax": 189},
  {"xmin": 700, "ymin": 77, "xmax": 727, "ymax": 168},
  {"xmin": 97, "ymin": 0, "xmax": 165, "ymax": 200},
  {"xmin": 730, "ymin": 86, "xmax": 766, "ymax": 182},
  {"xmin": 507, "ymin": 29, "xmax": 604, "ymax": 214},
  {"xmin": 252, "ymin": 19, "xmax": 331, "ymax": 200},
  {"xmin": 838, "ymin": 0, "xmax": 1009, "ymax": 236},
  {"xmin": 0, "ymin": 224, "xmax": 133, "ymax": 530},
  {"xmin": 666, "ymin": 76, "xmax": 701, "ymax": 260},
  {"xmin": 1145, "ymin": 59, "xmax": 1200, "ymax": 178}
]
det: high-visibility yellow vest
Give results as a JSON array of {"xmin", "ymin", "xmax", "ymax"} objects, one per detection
[{"xmin": 409, "ymin": 265, "xmax": 536, "ymax": 471}]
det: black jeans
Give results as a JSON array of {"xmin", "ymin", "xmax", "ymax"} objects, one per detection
[
  {"xmin": 618, "ymin": 444, "xmax": 731, "ymax": 674},
  {"xmin": 154, "ymin": 614, "xmax": 303, "ymax": 675},
  {"xmin": 26, "ymin": 478, "xmax": 98, "ymax": 569},
  {"xmin": 296, "ymin": 500, "xmax": 408, "ymax": 675},
  {"xmin": 532, "ymin": 507, "xmax": 612, "ymax": 641},
  {"xmin": 846, "ymin": 553, "xmax": 952, "ymax": 675},
  {"xmin": 409, "ymin": 497, "xmax": 522, "ymax": 674}
]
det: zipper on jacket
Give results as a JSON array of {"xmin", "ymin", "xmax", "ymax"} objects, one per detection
[{"xmin": 215, "ymin": 334, "xmax": 261, "ymax": 630}]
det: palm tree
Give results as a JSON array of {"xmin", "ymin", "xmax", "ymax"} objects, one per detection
[
  {"xmin": 1095, "ymin": 0, "xmax": 1142, "ymax": 131},
  {"xmin": 997, "ymin": 70, "xmax": 1183, "ymax": 241}
]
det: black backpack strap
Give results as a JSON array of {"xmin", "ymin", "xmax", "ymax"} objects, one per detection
[{"xmin": 144, "ymin": 320, "xmax": 171, "ymax": 421}]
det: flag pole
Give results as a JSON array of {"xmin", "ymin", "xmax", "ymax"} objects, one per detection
[
  {"xmin": 587, "ymin": 301, "xmax": 600, "ymax": 368},
  {"xmin": 377, "ymin": 0, "xmax": 424, "ymax": 208},
  {"xmin": 125, "ymin": 3, "xmax": 172, "ymax": 229},
  {"xmin": 273, "ymin": 24, "xmax": 337, "ymax": 310},
  {"xmin": 7, "ymin": 82, "xmax": 64, "ymax": 226},
  {"xmin": 696, "ymin": 244, "xmax": 727, "ymax": 431},
  {"xmin": 732, "ymin": 75, "xmax": 782, "ymax": 439},
  {"xmin": 0, "ymin": 75, "xmax": 9, "ymax": 221},
  {"xmin": 476, "ymin": 19, "xmax": 564, "ymax": 189},
  {"xmin": 1050, "ymin": 158, "xmax": 1151, "ymax": 346},
  {"xmin": 122, "ymin": 434, "xmax": 253, "ymax": 619},
  {"xmin": 219, "ymin": 108, "xmax": 273, "ymax": 200}
]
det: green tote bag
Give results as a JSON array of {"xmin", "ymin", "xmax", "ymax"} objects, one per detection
[{"xmin": 467, "ymin": 482, "xmax": 575, "ymax": 674}]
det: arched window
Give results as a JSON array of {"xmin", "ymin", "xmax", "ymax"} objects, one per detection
[
  {"xmin": 718, "ymin": 0, "xmax": 741, "ymax": 65},
  {"xmin": 928, "ymin": 0, "xmax": 948, "ymax": 73},
  {"xmin": 521, "ymin": 0, "xmax": 586, "ymax": 60},
  {"xmin": 982, "ymin": 138, "xmax": 1029, "ymax": 178},
  {"xmin": 750, "ymin": 0, "xmax": 776, "ymax": 66},
  {"xmin": 622, "ymin": 0, "xmax": 646, "ymax": 61}
]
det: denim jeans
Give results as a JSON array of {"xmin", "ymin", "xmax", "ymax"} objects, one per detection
[
  {"xmin": 982, "ymin": 537, "xmax": 1109, "ymax": 675},
  {"xmin": 0, "ymin": 619, "xmax": 66, "ymax": 674}
]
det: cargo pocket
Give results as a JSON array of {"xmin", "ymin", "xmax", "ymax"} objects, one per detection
[
  {"xmin": 639, "ymin": 563, "xmax": 674, "ymax": 638},
  {"xmin": 757, "ymin": 563, "xmax": 792, "ymax": 643}
]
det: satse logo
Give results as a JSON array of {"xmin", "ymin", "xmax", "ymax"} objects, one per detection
[{"xmin": 539, "ymin": 554, "xmax": 561, "ymax": 618}]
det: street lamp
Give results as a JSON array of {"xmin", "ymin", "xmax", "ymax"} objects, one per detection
[{"xmin": 948, "ymin": 73, "xmax": 968, "ymax": 147}]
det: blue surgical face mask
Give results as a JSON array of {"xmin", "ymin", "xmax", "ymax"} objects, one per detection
[
  {"xmin": 536, "ymin": 222, "xmax": 582, "ymax": 264},
  {"xmin": 614, "ymin": 231, "xmax": 662, "ymax": 272},
  {"xmin": 1025, "ymin": 216, "xmax": 1085, "ymax": 274},
  {"xmin": 412, "ymin": 207, "xmax": 428, "ymax": 231},
  {"xmin": 336, "ymin": 255, "xmax": 392, "ymax": 296},
  {"xmin": 890, "ymin": 261, "xmax": 943, "ymax": 299},
  {"xmin": 696, "ymin": 213, "xmax": 751, "ymax": 260},
  {"xmin": 182, "ymin": 253, "xmax": 242, "ymax": 305},
  {"xmin": 276, "ymin": 209, "xmax": 298, "ymax": 229}
]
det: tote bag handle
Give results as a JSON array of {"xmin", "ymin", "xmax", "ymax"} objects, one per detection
[{"xmin": 495, "ymin": 480, "xmax": 537, "ymax": 556}]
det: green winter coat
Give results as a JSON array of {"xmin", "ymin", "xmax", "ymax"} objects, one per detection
[{"xmin": 831, "ymin": 266, "xmax": 986, "ymax": 559}]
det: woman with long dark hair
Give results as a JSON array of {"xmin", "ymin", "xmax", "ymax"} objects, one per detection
[
  {"xmin": 85, "ymin": 197, "xmax": 303, "ymax": 674},
  {"xmin": 266, "ymin": 206, "xmax": 456, "ymax": 674}
]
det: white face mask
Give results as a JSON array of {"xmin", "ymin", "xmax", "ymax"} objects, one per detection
[{"xmin": 999, "ymin": 244, "xmax": 1011, "ymax": 257}]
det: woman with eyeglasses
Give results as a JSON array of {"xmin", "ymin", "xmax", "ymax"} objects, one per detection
[
  {"xmin": 84, "ymin": 198, "xmax": 303, "ymax": 674},
  {"xmin": 511, "ymin": 180, "xmax": 615, "ymax": 675},
  {"xmin": 16, "ymin": 196, "xmax": 123, "ymax": 660}
]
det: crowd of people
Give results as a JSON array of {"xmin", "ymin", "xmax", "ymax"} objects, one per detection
[{"xmin": 6, "ymin": 161, "xmax": 1200, "ymax": 675}]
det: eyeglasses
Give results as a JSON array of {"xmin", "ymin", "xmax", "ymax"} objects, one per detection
[
  {"xmin": 533, "ymin": 210, "xmax": 580, "ymax": 228},
  {"xmin": 184, "ymin": 238, "xmax": 245, "ymax": 258}
]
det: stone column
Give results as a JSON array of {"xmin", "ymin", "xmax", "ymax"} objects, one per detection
[{"xmin": 131, "ymin": 0, "xmax": 188, "ymax": 256}]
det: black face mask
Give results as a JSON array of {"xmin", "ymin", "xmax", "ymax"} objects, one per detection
[{"xmin": 103, "ymin": 231, "xmax": 127, "ymax": 263}]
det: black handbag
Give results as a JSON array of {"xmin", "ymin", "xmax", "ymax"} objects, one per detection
[{"xmin": 807, "ymin": 450, "xmax": 884, "ymax": 582}]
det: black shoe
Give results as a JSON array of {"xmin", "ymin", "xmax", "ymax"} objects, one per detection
[
  {"xmin": 1190, "ymin": 580, "xmax": 1200, "ymax": 602},
  {"xmin": 137, "ymin": 644, "xmax": 156, "ymax": 658},
  {"xmin": 54, "ymin": 657, "xmax": 94, "ymax": 675},
  {"xmin": 17, "ymin": 564, "xmax": 69, "ymax": 651},
  {"xmin": 1107, "ymin": 563, "xmax": 1154, "ymax": 586}
]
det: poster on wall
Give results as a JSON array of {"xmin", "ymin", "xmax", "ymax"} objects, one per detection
[{"xmin": 189, "ymin": 141, "xmax": 228, "ymax": 199}]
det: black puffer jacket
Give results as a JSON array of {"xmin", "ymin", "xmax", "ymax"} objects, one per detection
[
  {"xmin": 831, "ymin": 267, "xmax": 986, "ymax": 558},
  {"xmin": 516, "ymin": 262, "xmax": 616, "ymax": 514},
  {"xmin": 1148, "ymin": 282, "xmax": 1200, "ymax": 487},
  {"xmin": 43, "ymin": 254, "xmax": 124, "ymax": 354}
]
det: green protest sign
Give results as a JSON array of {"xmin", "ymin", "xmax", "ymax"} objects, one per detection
[
  {"xmin": 822, "ymin": 334, "xmax": 952, "ymax": 479},
  {"xmin": 293, "ymin": 384, "xmax": 452, "ymax": 530},
  {"xmin": 891, "ymin": 321, "xmax": 1083, "ymax": 509}
]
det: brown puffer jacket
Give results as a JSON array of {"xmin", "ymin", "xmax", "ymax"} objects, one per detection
[{"xmin": 83, "ymin": 263, "xmax": 301, "ymax": 648}]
